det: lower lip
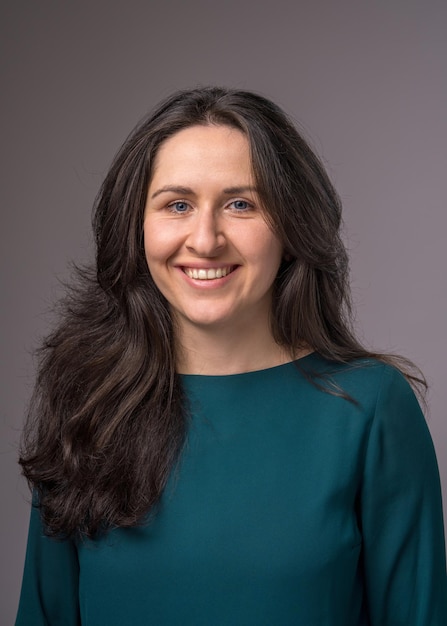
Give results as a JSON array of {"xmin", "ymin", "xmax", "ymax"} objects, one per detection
[{"xmin": 178, "ymin": 266, "xmax": 239, "ymax": 289}]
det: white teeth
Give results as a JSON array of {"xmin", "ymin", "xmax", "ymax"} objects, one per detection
[{"xmin": 184, "ymin": 267, "xmax": 232, "ymax": 280}]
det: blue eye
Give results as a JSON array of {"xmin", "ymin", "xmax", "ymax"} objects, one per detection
[
  {"xmin": 230, "ymin": 200, "xmax": 251, "ymax": 211},
  {"xmin": 170, "ymin": 201, "xmax": 189, "ymax": 213}
]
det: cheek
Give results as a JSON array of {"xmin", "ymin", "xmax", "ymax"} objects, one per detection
[
  {"xmin": 253, "ymin": 231, "xmax": 283, "ymax": 271},
  {"xmin": 142, "ymin": 227, "xmax": 170, "ymax": 293},
  {"xmin": 143, "ymin": 220, "xmax": 175, "ymax": 266},
  {"xmin": 259, "ymin": 242, "xmax": 284, "ymax": 289}
]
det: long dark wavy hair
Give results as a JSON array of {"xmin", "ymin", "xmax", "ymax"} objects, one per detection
[{"xmin": 19, "ymin": 86, "xmax": 425, "ymax": 539}]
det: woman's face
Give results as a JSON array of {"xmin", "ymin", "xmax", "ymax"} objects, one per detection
[{"xmin": 143, "ymin": 124, "xmax": 283, "ymax": 336}]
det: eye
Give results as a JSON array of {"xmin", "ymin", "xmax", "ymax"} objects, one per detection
[
  {"xmin": 229, "ymin": 199, "xmax": 253, "ymax": 212},
  {"xmin": 168, "ymin": 201, "xmax": 190, "ymax": 213}
]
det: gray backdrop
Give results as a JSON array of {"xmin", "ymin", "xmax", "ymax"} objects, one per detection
[{"xmin": 1, "ymin": 1, "xmax": 446, "ymax": 622}]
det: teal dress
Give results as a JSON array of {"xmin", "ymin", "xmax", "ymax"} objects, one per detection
[{"xmin": 16, "ymin": 355, "xmax": 447, "ymax": 625}]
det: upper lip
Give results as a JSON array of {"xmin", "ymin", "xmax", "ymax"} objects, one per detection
[{"xmin": 176, "ymin": 262, "xmax": 238, "ymax": 269}]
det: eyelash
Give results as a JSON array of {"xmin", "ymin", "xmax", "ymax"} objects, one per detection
[
  {"xmin": 166, "ymin": 199, "xmax": 254, "ymax": 214},
  {"xmin": 229, "ymin": 199, "xmax": 253, "ymax": 213},
  {"xmin": 167, "ymin": 201, "xmax": 190, "ymax": 214}
]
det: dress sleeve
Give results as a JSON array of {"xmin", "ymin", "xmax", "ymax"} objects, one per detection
[
  {"xmin": 360, "ymin": 365, "xmax": 447, "ymax": 625},
  {"xmin": 15, "ymin": 503, "xmax": 81, "ymax": 626}
]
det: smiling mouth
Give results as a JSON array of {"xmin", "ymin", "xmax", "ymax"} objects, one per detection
[{"xmin": 183, "ymin": 266, "xmax": 236, "ymax": 280}]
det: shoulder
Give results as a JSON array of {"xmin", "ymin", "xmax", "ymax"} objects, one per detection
[
  {"xmin": 301, "ymin": 353, "xmax": 422, "ymax": 420},
  {"xmin": 305, "ymin": 353, "xmax": 404, "ymax": 385}
]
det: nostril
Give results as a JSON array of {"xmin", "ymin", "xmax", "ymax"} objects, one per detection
[{"xmin": 185, "ymin": 229, "xmax": 226, "ymax": 255}]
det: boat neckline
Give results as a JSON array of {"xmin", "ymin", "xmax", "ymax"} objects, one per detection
[{"xmin": 179, "ymin": 351, "xmax": 318, "ymax": 379}]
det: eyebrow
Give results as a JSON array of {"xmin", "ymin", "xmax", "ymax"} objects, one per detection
[
  {"xmin": 222, "ymin": 186, "xmax": 258, "ymax": 195},
  {"xmin": 150, "ymin": 186, "xmax": 193, "ymax": 199},
  {"xmin": 150, "ymin": 185, "xmax": 258, "ymax": 199}
]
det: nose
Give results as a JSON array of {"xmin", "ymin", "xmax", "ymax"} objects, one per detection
[{"xmin": 185, "ymin": 209, "xmax": 225, "ymax": 256}]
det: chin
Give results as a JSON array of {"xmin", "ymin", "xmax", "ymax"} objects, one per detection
[{"xmin": 175, "ymin": 308, "xmax": 240, "ymax": 331}]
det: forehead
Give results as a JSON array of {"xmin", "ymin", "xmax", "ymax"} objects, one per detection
[{"xmin": 150, "ymin": 125, "xmax": 253, "ymax": 182}]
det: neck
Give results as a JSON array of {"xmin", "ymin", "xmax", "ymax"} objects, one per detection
[{"xmin": 175, "ymin": 319, "xmax": 298, "ymax": 376}]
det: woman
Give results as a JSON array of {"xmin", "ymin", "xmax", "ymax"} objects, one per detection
[{"xmin": 16, "ymin": 87, "xmax": 447, "ymax": 625}]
